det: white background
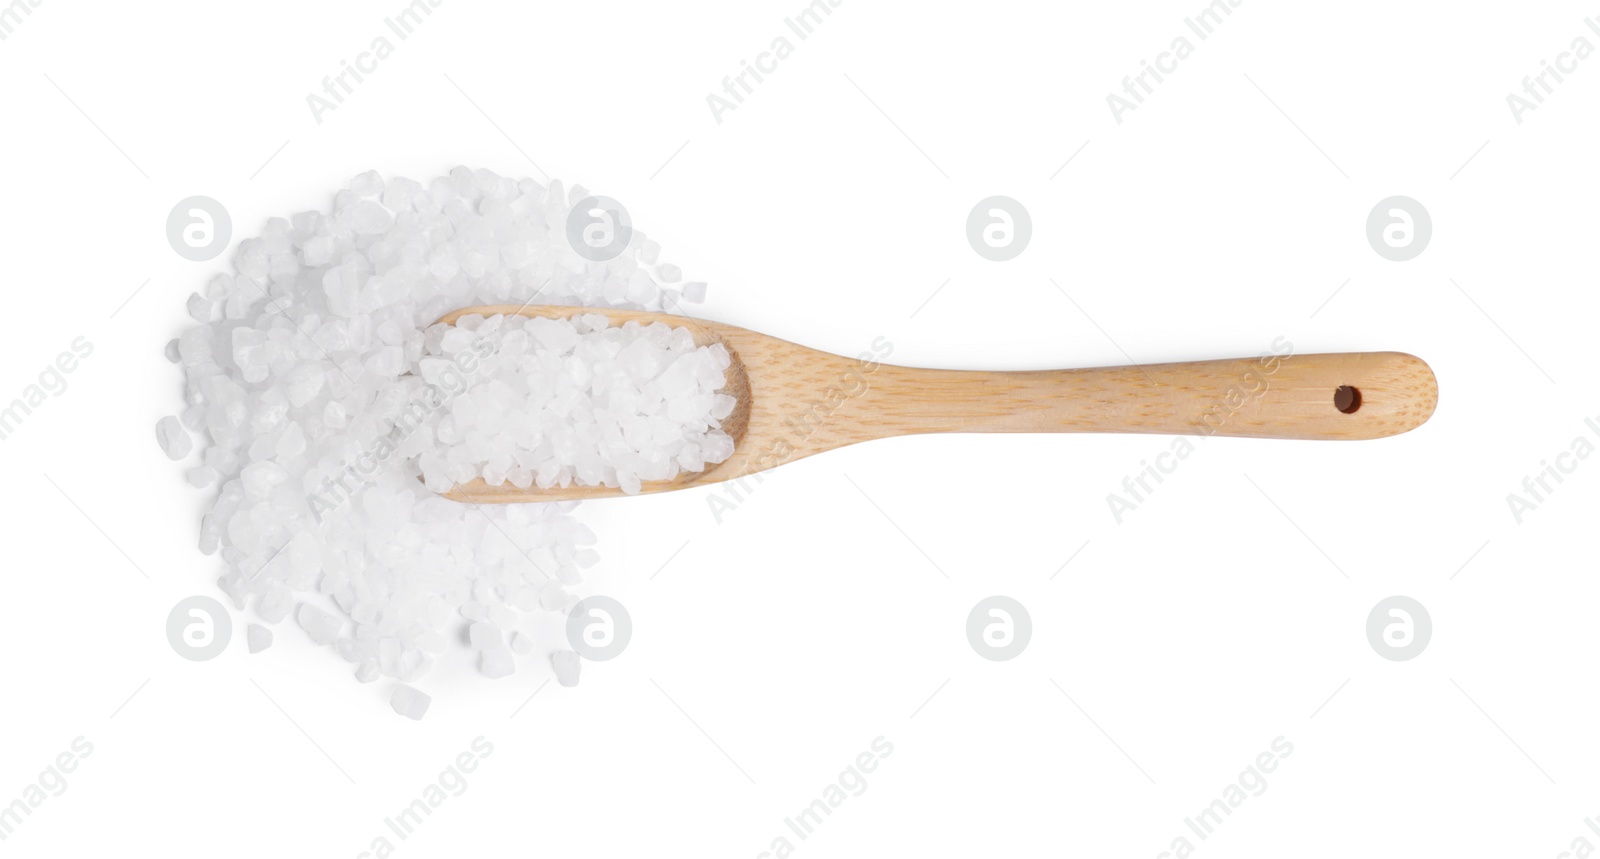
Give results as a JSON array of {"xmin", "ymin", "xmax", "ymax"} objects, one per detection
[{"xmin": 1, "ymin": 0, "xmax": 1596, "ymax": 856}]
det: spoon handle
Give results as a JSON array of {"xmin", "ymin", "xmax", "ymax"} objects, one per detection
[{"xmin": 851, "ymin": 351, "xmax": 1436, "ymax": 441}]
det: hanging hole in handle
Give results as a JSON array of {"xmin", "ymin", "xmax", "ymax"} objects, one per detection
[{"xmin": 1334, "ymin": 385, "xmax": 1362, "ymax": 414}]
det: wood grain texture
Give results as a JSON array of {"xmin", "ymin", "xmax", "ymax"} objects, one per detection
[{"xmin": 436, "ymin": 306, "xmax": 1438, "ymax": 503}]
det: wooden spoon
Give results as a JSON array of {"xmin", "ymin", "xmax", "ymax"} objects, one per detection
[{"xmin": 435, "ymin": 305, "xmax": 1437, "ymax": 503}]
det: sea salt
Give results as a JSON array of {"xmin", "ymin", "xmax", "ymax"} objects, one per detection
[
  {"xmin": 165, "ymin": 168, "xmax": 709, "ymax": 718},
  {"xmin": 551, "ymin": 650, "xmax": 581, "ymax": 687},
  {"xmin": 468, "ymin": 621, "xmax": 501, "ymax": 650},
  {"xmin": 356, "ymin": 659, "xmax": 380, "ymax": 683},
  {"xmin": 414, "ymin": 314, "xmax": 733, "ymax": 495},
  {"xmin": 297, "ymin": 604, "xmax": 342, "ymax": 646},
  {"xmin": 391, "ymin": 685, "xmax": 431, "ymax": 720},
  {"xmin": 156, "ymin": 416, "xmax": 192, "ymax": 460},
  {"xmin": 480, "ymin": 647, "xmax": 515, "ymax": 679}
]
